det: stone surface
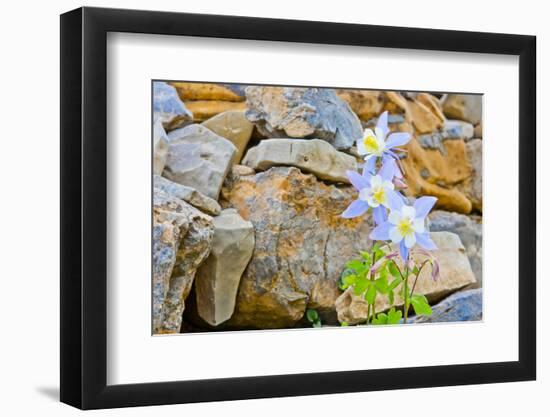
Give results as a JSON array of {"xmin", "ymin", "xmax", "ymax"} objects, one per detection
[
  {"xmin": 202, "ymin": 110, "xmax": 254, "ymax": 164},
  {"xmin": 153, "ymin": 118, "xmax": 169, "ymax": 175},
  {"xmin": 400, "ymin": 135, "xmax": 473, "ymax": 214},
  {"xmin": 153, "ymin": 81, "xmax": 193, "ymax": 131},
  {"xmin": 195, "ymin": 209, "xmax": 255, "ymax": 326},
  {"xmin": 429, "ymin": 210, "xmax": 482, "ymax": 286},
  {"xmin": 164, "ymin": 124, "xmax": 237, "ymax": 200},
  {"xmin": 154, "ymin": 175, "xmax": 221, "ymax": 215},
  {"xmin": 474, "ymin": 123, "xmax": 482, "ymax": 139},
  {"xmin": 245, "ymin": 86, "xmax": 363, "ymax": 150},
  {"xmin": 335, "ymin": 232, "xmax": 477, "ymax": 324},
  {"xmin": 410, "ymin": 288, "xmax": 482, "ymax": 323},
  {"xmin": 462, "ymin": 139, "xmax": 483, "ymax": 212},
  {"xmin": 442, "ymin": 94, "xmax": 482, "ymax": 125},
  {"xmin": 242, "ymin": 139, "xmax": 357, "ymax": 183},
  {"xmin": 336, "ymin": 89, "xmax": 384, "ymax": 121},
  {"xmin": 169, "ymin": 82, "xmax": 245, "ymax": 102},
  {"xmin": 220, "ymin": 166, "xmax": 374, "ymax": 328},
  {"xmin": 153, "ymin": 191, "xmax": 214, "ymax": 333},
  {"xmin": 407, "ymin": 98, "xmax": 445, "ymax": 134},
  {"xmin": 184, "ymin": 101, "xmax": 247, "ymax": 121},
  {"xmin": 445, "ymin": 119, "xmax": 475, "ymax": 141}
]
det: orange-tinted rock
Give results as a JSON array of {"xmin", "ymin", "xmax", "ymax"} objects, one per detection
[
  {"xmin": 170, "ymin": 82, "xmax": 244, "ymax": 102},
  {"xmin": 220, "ymin": 166, "xmax": 373, "ymax": 328},
  {"xmin": 336, "ymin": 89, "xmax": 384, "ymax": 121},
  {"xmin": 184, "ymin": 101, "xmax": 247, "ymax": 122}
]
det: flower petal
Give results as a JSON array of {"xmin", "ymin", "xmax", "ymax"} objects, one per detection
[
  {"xmin": 378, "ymin": 158, "xmax": 396, "ymax": 181},
  {"xmin": 373, "ymin": 205, "xmax": 387, "ymax": 225},
  {"xmin": 388, "ymin": 209, "xmax": 401, "ymax": 225},
  {"xmin": 402, "ymin": 205, "xmax": 416, "ymax": 219},
  {"xmin": 387, "ymin": 190, "xmax": 405, "ymax": 211},
  {"xmin": 389, "ymin": 226, "xmax": 403, "ymax": 243},
  {"xmin": 369, "ymin": 221, "xmax": 393, "ymax": 240},
  {"xmin": 341, "ymin": 200, "xmax": 369, "ymax": 218},
  {"xmin": 415, "ymin": 232, "xmax": 438, "ymax": 251},
  {"xmin": 413, "ymin": 196, "xmax": 438, "ymax": 219},
  {"xmin": 363, "ymin": 155, "xmax": 377, "ymax": 175},
  {"xmin": 385, "ymin": 132, "xmax": 411, "ymax": 149},
  {"xmin": 412, "ymin": 218, "xmax": 425, "ymax": 233},
  {"xmin": 404, "ymin": 233, "xmax": 416, "ymax": 248},
  {"xmin": 399, "ymin": 240, "xmax": 409, "ymax": 260},
  {"xmin": 376, "ymin": 111, "xmax": 389, "ymax": 138},
  {"xmin": 347, "ymin": 170, "xmax": 370, "ymax": 190}
]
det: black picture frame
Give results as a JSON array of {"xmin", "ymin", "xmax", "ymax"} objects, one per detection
[{"xmin": 60, "ymin": 6, "xmax": 536, "ymax": 410}]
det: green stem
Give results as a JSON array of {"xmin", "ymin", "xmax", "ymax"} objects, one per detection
[
  {"xmin": 403, "ymin": 266, "xmax": 409, "ymax": 324},
  {"xmin": 409, "ymin": 260, "xmax": 430, "ymax": 298}
]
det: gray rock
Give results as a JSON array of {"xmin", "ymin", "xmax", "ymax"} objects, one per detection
[
  {"xmin": 154, "ymin": 175, "xmax": 221, "ymax": 215},
  {"xmin": 164, "ymin": 124, "xmax": 237, "ymax": 200},
  {"xmin": 153, "ymin": 81, "xmax": 193, "ymax": 131},
  {"xmin": 221, "ymin": 166, "xmax": 373, "ymax": 328},
  {"xmin": 441, "ymin": 94, "xmax": 482, "ymax": 125},
  {"xmin": 153, "ymin": 118, "xmax": 169, "ymax": 175},
  {"xmin": 153, "ymin": 191, "xmax": 214, "ymax": 334},
  {"xmin": 429, "ymin": 210, "xmax": 482, "ymax": 286},
  {"xmin": 245, "ymin": 86, "xmax": 363, "ymax": 150},
  {"xmin": 410, "ymin": 288, "xmax": 482, "ymax": 323},
  {"xmin": 195, "ymin": 209, "xmax": 255, "ymax": 326},
  {"xmin": 464, "ymin": 139, "xmax": 482, "ymax": 212},
  {"xmin": 444, "ymin": 119, "xmax": 474, "ymax": 141},
  {"xmin": 242, "ymin": 139, "xmax": 357, "ymax": 183}
]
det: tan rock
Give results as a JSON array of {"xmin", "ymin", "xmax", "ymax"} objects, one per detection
[
  {"xmin": 459, "ymin": 139, "xmax": 483, "ymax": 212},
  {"xmin": 170, "ymin": 82, "xmax": 244, "ymax": 102},
  {"xmin": 154, "ymin": 175, "xmax": 221, "ymax": 216},
  {"xmin": 336, "ymin": 90, "xmax": 384, "ymax": 121},
  {"xmin": 195, "ymin": 209, "xmax": 255, "ymax": 326},
  {"xmin": 335, "ymin": 232, "xmax": 477, "ymax": 324},
  {"xmin": 242, "ymin": 139, "xmax": 357, "ymax": 183},
  {"xmin": 221, "ymin": 167, "xmax": 373, "ymax": 328},
  {"xmin": 184, "ymin": 101, "xmax": 247, "ymax": 121},
  {"xmin": 202, "ymin": 110, "xmax": 254, "ymax": 164},
  {"xmin": 153, "ymin": 191, "xmax": 214, "ymax": 334},
  {"xmin": 408, "ymin": 99, "xmax": 444, "ymax": 134},
  {"xmin": 474, "ymin": 123, "xmax": 482, "ymax": 139},
  {"xmin": 442, "ymin": 94, "xmax": 482, "ymax": 125}
]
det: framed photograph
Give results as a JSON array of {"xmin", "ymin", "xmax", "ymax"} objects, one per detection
[{"xmin": 60, "ymin": 6, "xmax": 536, "ymax": 410}]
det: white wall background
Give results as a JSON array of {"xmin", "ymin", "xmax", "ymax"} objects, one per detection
[{"xmin": 0, "ymin": 0, "xmax": 544, "ymax": 415}]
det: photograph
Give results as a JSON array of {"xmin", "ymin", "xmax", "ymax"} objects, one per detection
[{"xmin": 152, "ymin": 81, "xmax": 483, "ymax": 334}]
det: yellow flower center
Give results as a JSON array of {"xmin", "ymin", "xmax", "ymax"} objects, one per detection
[
  {"xmin": 363, "ymin": 135, "xmax": 380, "ymax": 153},
  {"xmin": 372, "ymin": 187, "xmax": 385, "ymax": 204},
  {"xmin": 397, "ymin": 218, "xmax": 414, "ymax": 237}
]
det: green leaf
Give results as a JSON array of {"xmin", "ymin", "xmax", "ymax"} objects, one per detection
[
  {"xmin": 412, "ymin": 265, "xmax": 420, "ymax": 275},
  {"xmin": 389, "ymin": 277, "xmax": 402, "ymax": 290},
  {"xmin": 374, "ymin": 276, "xmax": 389, "ymax": 293},
  {"xmin": 340, "ymin": 321, "xmax": 349, "ymax": 327},
  {"xmin": 306, "ymin": 309, "xmax": 319, "ymax": 322},
  {"xmin": 312, "ymin": 321, "xmax": 322, "ymax": 328},
  {"xmin": 365, "ymin": 283, "xmax": 377, "ymax": 305},
  {"xmin": 359, "ymin": 251, "xmax": 372, "ymax": 265},
  {"xmin": 371, "ymin": 313, "xmax": 388, "ymax": 325},
  {"xmin": 410, "ymin": 294, "xmax": 432, "ymax": 316},
  {"xmin": 345, "ymin": 259, "xmax": 364, "ymax": 271},
  {"xmin": 388, "ymin": 262, "xmax": 401, "ymax": 279},
  {"xmin": 387, "ymin": 308, "xmax": 403, "ymax": 324},
  {"xmin": 353, "ymin": 277, "xmax": 370, "ymax": 295}
]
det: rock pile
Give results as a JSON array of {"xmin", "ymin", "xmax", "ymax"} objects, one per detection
[{"xmin": 152, "ymin": 82, "xmax": 483, "ymax": 333}]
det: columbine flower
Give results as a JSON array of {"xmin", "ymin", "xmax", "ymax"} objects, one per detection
[
  {"xmin": 357, "ymin": 111, "xmax": 412, "ymax": 174},
  {"xmin": 341, "ymin": 160, "xmax": 403, "ymax": 224},
  {"xmin": 369, "ymin": 196, "xmax": 438, "ymax": 260}
]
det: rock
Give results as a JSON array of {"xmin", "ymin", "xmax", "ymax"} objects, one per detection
[
  {"xmin": 462, "ymin": 139, "xmax": 483, "ymax": 212},
  {"xmin": 154, "ymin": 175, "xmax": 221, "ymax": 216},
  {"xmin": 410, "ymin": 288, "xmax": 482, "ymax": 323},
  {"xmin": 242, "ymin": 139, "xmax": 357, "ymax": 183},
  {"xmin": 416, "ymin": 93, "xmax": 446, "ymax": 124},
  {"xmin": 335, "ymin": 232, "xmax": 477, "ymax": 325},
  {"xmin": 220, "ymin": 167, "xmax": 373, "ymax": 328},
  {"xmin": 444, "ymin": 119, "xmax": 474, "ymax": 141},
  {"xmin": 153, "ymin": 191, "xmax": 214, "ymax": 333},
  {"xmin": 202, "ymin": 110, "xmax": 254, "ymax": 164},
  {"xmin": 153, "ymin": 81, "xmax": 193, "ymax": 131},
  {"xmin": 407, "ymin": 98, "xmax": 445, "ymax": 134},
  {"xmin": 195, "ymin": 209, "xmax": 255, "ymax": 326},
  {"xmin": 400, "ymin": 136, "xmax": 473, "ymax": 214},
  {"xmin": 336, "ymin": 90, "xmax": 384, "ymax": 121},
  {"xmin": 245, "ymin": 86, "xmax": 363, "ymax": 150},
  {"xmin": 474, "ymin": 123, "xmax": 482, "ymax": 138},
  {"xmin": 184, "ymin": 101, "xmax": 247, "ymax": 121},
  {"xmin": 164, "ymin": 124, "xmax": 237, "ymax": 200},
  {"xmin": 169, "ymin": 82, "xmax": 245, "ymax": 102},
  {"xmin": 442, "ymin": 94, "xmax": 482, "ymax": 125},
  {"xmin": 428, "ymin": 210, "xmax": 482, "ymax": 286},
  {"xmin": 153, "ymin": 118, "xmax": 169, "ymax": 175},
  {"xmin": 231, "ymin": 164, "xmax": 255, "ymax": 176}
]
